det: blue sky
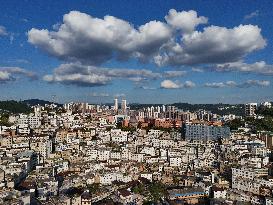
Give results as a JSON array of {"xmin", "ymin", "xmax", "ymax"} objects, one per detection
[{"xmin": 0, "ymin": 0, "xmax": 273, "ymax": 104}]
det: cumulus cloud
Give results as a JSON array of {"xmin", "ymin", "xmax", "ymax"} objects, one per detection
[
  {"xmin": 0, "ymin": 67, "xmax": 37, "ymax": 83},
  {"xmin": 43, "ymin": 63, "xmax": 165, "ymax": 86},
  {"xmin": 0, "ymin": 71, "xmax": 11, "ymax": 82},
  {"xmin": 160, "ymin": 79, "xmax": 195, "ymax": 89},
  {"xmin": 214, "ymin": 61, "xmax": 273, "ymax": 75},
  {"xmin": 161, "ymin": 80, "xmax": 181, "ymax": 89},
  {"xmin": 28, "ymin": 11, "xmax": 172, "ymax": 65},
  {"xmin": 155, "ymin": 24, "xmax": 266, "ymax": 66},
  {"xmin": 204, "ymin": 80, "xmax": 270, "ymax": 88},
  {"xmin": 165, "ymin": 9, "xmax": 208, "ymax": 33},
  {"xmin": 0, "ymin": 26, "xmax": 8, "ymax": 36},
  {"xmin": 184, "ymin": 81, "xmax": 196, "ymax": 88},
  {"xmin": 28, "ymin": 10, "xmax": 266, "ymax": 69},
  {"xmin": 27, "ymin": 9, "xmax": 270, "ymax": 89}
]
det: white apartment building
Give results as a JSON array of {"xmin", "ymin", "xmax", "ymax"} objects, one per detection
[
  {"xmin": 245, "ymin": 103, "xmax": 258, "ymax": 117},
  {"xmin": 30, "ymin": 138, "xmax": 52, "ymax": 160},
  {"xmin": 110, "ymin": 152, "xmax": 121, "ymax": 159},
  {"xmin": 17, "ymin": 115, "xmax": 41, "ymax": 128},
  {"xmin": 97, "ymin": 150, "xmax": 110, "ymax": 161},
  {"xmin": 17, "ymin": 124, "xmax": 30, "ymax": 135},
  {"xmin": 140, "ymin": 146, "xmax": 155, "ymax": 156},
  {"xmin": 232, "ymin": 167, "xmax": 269, "ymax": 195},
  {"xmin": 212, "ymin": 187, "xmax": 227, "ymax": 199},
  {"xmin": 140, "ymin": 173, "xmax": 153, "ymax": 181},
  {"xmin": 111, "ymin": 129, "xmax": 128, "ymax": 142},
  {"xmin": 169, "ymin": 157, "xmax": 182, "ymax": 167},
  {"xmin": 130, "ymin": 153, "xmax": 144, "ymax": 162}
]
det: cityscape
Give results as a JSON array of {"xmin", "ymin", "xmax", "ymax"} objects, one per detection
[
  {"xmin": 0, "ymin": 99, "xmax": 273, "ymax": 205},
  {"xmin": 1, "ymin": 1, "xmax": 273, "ymax": 205}
]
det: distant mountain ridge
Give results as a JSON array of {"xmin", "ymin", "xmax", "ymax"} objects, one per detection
[{"xmin": 22, "ymin": 99, "xmax": 62, "ymax": 106}]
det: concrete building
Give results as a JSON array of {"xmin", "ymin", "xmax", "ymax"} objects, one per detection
[
  {"xmin": 182, "ymin": 124, "xmax": 230, "ymax": 141},
  {"xmin": 114, "ymin": 98, "xmax": 118, "ymax": 111},
  {"xmin": 245, "ymin": 103, "xmax": 258, "ymax": 117},
  {"xmin": 121, "ymin": 99, "xmax": 127, "ymax": 113}
]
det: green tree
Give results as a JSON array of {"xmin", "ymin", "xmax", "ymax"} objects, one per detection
[
  {"xmin": 0, "ymin": 100, "xmax": 31, "ymax": 113},
  {"xmin": 132, "ymin": 184, "xmax": 145, "ymax": 194},
  {"xmin": 226, "ymin": 118, "xmax": 244, "ymax": 130},
  {"xmin": 0, "ymin": 113, "xmax": 11, "ymax": 126},
  {"xmin": 87, "ymin": 183, "xmax": 100, "ymax": 194},
  {"xmin": 147, "ymin": 182, "xmax": 165, "ymax": 202}
]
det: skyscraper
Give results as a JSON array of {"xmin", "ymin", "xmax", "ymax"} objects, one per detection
[
  {"xmin": 121, "ymin": 99, "xmax": 127, "ymax": 113},
  {"xmin": 114, "ymin": 98, "xmax": 118, "ymax": 111},
  {"xmin": 162, "ymin": 105, "xmax": 166, "ymax": 112}
]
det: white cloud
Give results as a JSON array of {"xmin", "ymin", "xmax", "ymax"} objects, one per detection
[
  {"xmin": 204, "ymin": 82, "xmax": 226, "ymax": 88},
  {"xmin": 0, "ymin": 26, "xmax": 8, "ymax": 36},
  {"xmin": 204, "ymin": 80, "xmax": 270, "ymax": 88},
  {"xmin": 161, "ymin": 80, "xmax": 181, "ymax": 89},
  {"xmin": 244, "ymin": 80, "xmax": 270, "ymax": 87},
  {"xmin": 215, "ymin": 61, "xmax": 273, "ymax": 75},
  {"xmin": 155, "ymin": 24, "xmax": 266, "ymax": 66},
  {"xmin": 192, "ymin": 67, "xmax": 204, "ymax": 72},
  {"xmin": 28, "ymin": 10, "xmax": 266, "ymax": 69},
  {"xmin": 163, "ymin": 70, "xmax": 187, "ymax": 78},
  {"xmin": 28, "ymin": 11, "xmax": 172, "ymax": 65},
  {"xmin": 90, "ymin": 92, "xmax": 110, "ymax": 97},
  {"xmin": 160, "ymin": 79, "xmax": 195, "ymax": 89},
  {"xmin": 43, "ymin": 63, "xmax": 163, "ymax": 86},
  {"xmin": 43, "ymin": 72, "xmax": 110, "ymax": 87},
  {"xmin": 0, "ymin": 71, "xmax": 11, "ymax": 82},
  {"xmin": 27, "ymin": 9, "xmax": 270, "ymax": 87},
  {"xmin": 165, "ymin": 9, "xmax": 208, "ymax": 33},
  {"xmin": 225, "ymin": 81, "xmax": 237, "ymax": 87},
  {"xmin": 244, "ymin": 10, "xmax": 259, "ymax": 20},
  {"xmin": 183, "ymin": 80, "xmax": 196, "ymax": 88},
  {"xmin": 0, "ymin": 67, "xmax": 37, "ymax": 83}
]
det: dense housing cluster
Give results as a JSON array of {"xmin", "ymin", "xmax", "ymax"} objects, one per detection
[{"xmin": 0, "ymin": 100, "xmax": 273, "ymax": 205}]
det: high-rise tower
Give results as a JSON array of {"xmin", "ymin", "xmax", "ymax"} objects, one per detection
[
  {"xmin": 114, "ymin": 98, "xmax": 118, "ymax": 111},
  {"xmin": 121, "ymin": 99, "xmax": 127, "ymax": 113}
]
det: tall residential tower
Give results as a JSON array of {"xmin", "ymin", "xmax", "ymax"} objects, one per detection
[{"xmin": 114, "ymin": 98, "xmax": 118, "ymax": 111}]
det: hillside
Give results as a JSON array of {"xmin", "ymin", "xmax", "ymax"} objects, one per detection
[
  {"xmin": 23, "ymin": 99, "xmax": 61, "ymax": 106},
  {"xmin": 0, "ymin": 100, "xmax": 31, "ymax": 114}
]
